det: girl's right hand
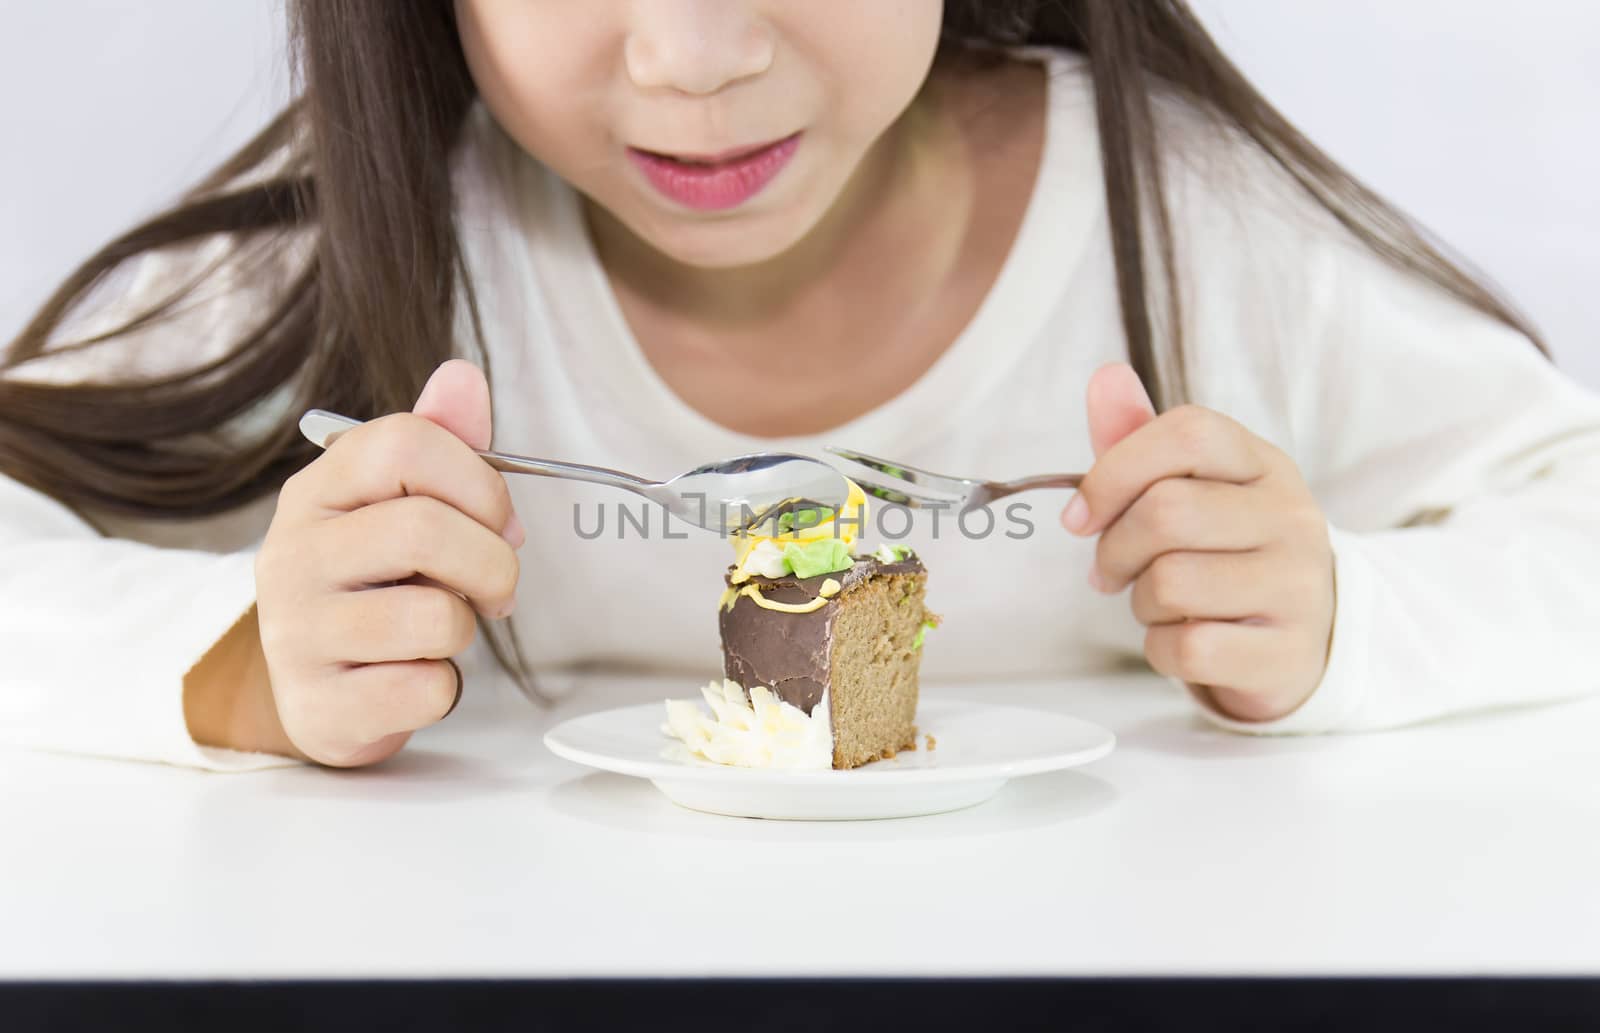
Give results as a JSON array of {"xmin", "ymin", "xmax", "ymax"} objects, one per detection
[{"xmin": 254, "ymin": 361, "xmax": 524, "ymax": 767}]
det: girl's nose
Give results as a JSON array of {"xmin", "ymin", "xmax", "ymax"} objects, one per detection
[{"xmin": 624, "ymin": 0, "xmax": 775, "ymax": 95}]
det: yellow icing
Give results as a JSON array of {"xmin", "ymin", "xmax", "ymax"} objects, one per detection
[
  {"xmin": 736, "ymin": 585, "xmax": 831, "ymax": 614},
  {"xmin": 721, "ymin": 481, "xmax": 864, "ymax": 618},
  {"xmin": 731, "ymin": 479, "xmax": 869, "ymax": 569}
]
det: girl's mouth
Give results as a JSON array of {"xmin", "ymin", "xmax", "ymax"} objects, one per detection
[{"xmin": 627, "ymin": 133, "xmax": 802, "ymax": 212}]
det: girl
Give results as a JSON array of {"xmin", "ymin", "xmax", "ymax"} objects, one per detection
[{"xmin": 2, "ymin": 2, "xmax": 1596, "ymax": 770}]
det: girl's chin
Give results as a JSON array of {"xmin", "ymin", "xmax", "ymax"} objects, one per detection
[{"xmin": 629, "ymin": 206, "xmax": 823, "ymax": 270}]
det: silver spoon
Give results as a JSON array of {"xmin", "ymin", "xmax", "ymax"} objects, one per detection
[{"xmin": 298, "ymin": 409, "xmax": 851, "ymax": 535}]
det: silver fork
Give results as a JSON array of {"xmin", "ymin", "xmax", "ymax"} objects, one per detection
[{"xmin": 824, "ymin": 446, "xmax": 1083, "ymax": 513}]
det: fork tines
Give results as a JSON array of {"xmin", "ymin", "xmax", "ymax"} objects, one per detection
[{"xmin": 823, "ymin": 446, "xmax": 967, "ymax": 510}]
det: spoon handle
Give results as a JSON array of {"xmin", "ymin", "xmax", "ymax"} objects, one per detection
[{"xmin": 298, "ymin": 409, "xmax": 655, "ymax": 493}]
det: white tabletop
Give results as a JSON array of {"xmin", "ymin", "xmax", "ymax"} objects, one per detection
[{"xmin": 3, "ymin": 671, "xmax": 1597, "ymax": 980}]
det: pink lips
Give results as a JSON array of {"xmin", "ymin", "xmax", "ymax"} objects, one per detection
[{"xmin": 627, "ymin": 133, "xmax": 802, "ymax": 212}]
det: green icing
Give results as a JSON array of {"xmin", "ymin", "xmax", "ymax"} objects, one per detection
[
  {"xmin": 777, "ymin": 506, "xmax": 834, "ymax": 533},
  {"xmin": 782, "ymin": 538, "xmax": 853, "ymax": 578}
]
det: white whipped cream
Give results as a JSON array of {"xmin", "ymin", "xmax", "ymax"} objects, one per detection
[
  {"xmin": 735, "ymin": 539, "xmax": 792, "ymax": 580},
  {"xmin": 662, "ymin": 679, "xmax": 833, "ymax": 770}
]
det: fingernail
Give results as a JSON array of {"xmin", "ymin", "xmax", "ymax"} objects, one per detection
[
  {"xmin": 1063, "ymin": 495, "xmax": 1090, "ymax": 534},
  {"xmin": 502, "ymin": 511, "xmax": 525, "ymax": 548},
  {"xmin": 1087, "ymin": 566, "xmax": 1106, "ymax": 593}
]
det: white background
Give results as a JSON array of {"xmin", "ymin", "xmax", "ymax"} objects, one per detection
[{"xmin": 2, "ymin": 0, "xmax": 1595, "ymax": 386}]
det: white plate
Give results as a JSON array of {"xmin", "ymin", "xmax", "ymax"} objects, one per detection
[{"xmin": 543, "ymin": 700, "xmax": 1115, "ymax": 820}]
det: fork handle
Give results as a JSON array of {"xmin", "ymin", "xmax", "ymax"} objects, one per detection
[{"xmin": 987, "ymin": 472, "xmax": 1084, "ymax": 503}]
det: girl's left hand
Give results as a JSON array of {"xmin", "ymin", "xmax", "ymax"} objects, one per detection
[{"xmin": 1061, "ymin": 363, "xmax": 1336, "ymax": 722}]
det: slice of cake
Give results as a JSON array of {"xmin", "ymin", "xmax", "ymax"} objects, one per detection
[
  {"xmin": 719, "ymin": 545, "xmax": 930, "ymax": 768},
  {"xmin": 663, "ymin": 482, "xmax": 939, "ymax": 770}
]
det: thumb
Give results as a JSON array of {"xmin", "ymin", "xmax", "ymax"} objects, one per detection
[
  {"xmin": 412, "ymin": 359, "xmax": 523, "ymax": 549},
  {"xmin": 1086, "ymin": 361, "xmax": 1156, "ymax": 459},
  {"xmin": 413, "ymin": 359, "xmax": 493, "ymax": 450}
]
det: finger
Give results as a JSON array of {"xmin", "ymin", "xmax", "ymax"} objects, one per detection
[
  {"xmin": 305, "ymin": 584, "xmax": 479, "ymax": 665},
  {"xmin": 306, "ymin": 659, "xmax": 463, "ymax": 758},
  {"xmin": 280, "ymin": 412, "xmax": 518, "ymax": 543},
  {"xmin": 413, "ymin": 359, "xmax": 494, "ymax": 451},
  {"xmin": 309, "ymin": 495, "xmax": 520, "ymax": 617},
  {"xmin": 1094, "ymin": 479, "xmax": 1273, "ymax": 592},
  {"xmin": 1086, "ymin": 361, "xmax": 1157, "ymax": 458},
  {"xmin": 1128, "ymin": 550, "xmax": 1284, "ymax": 626},
  {"xmin": 1143, "ymin": 620, "xmax": 1298, "ymax": 697},
  {"xmin": 413, "ymin": 361, "xmax": 524, "ymax": 550},
  {"xmin": 313, "ymin": 730, "xmax": 414, "ymax": 769},
  {"xmin": 1065, "ymin": 405, "xmax": 1267, "ymax": 538}
]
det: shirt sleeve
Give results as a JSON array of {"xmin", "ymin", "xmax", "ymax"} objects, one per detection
[
  {"xmin": 0, "ymin": 473, "xmax": 299, "ymax": 769},
  {"xmin": 1190, "ymin": 194, "xmax": 1600, "ymax": 734},
  {"xmin": 2, "ymin": 224, "xmax": 312, "ymax": 770}
]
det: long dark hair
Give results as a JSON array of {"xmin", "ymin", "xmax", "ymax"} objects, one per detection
[{"xmin": 2, "ymin": 2, "xmax": 1543, "ymax": 508}]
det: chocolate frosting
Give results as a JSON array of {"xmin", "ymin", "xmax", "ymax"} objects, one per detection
[{"xmin": 719, "ymin": 553, "xmax": 926, "ymax": 715}]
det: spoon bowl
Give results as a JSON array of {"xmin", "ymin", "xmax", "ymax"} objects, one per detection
[{"xmin": 665, "ymin": 452, "xmax": 853, "ymax": 533}]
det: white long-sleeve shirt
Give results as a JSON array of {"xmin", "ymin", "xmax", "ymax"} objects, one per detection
[{"xmin": 4, "ymin": 50, "xmax": 1598, "ymax": 770}]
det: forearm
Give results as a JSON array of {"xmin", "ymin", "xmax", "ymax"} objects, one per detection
[{"xmin": 0, "ymin": 474, "xmax": 301, "ymax": 769}]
